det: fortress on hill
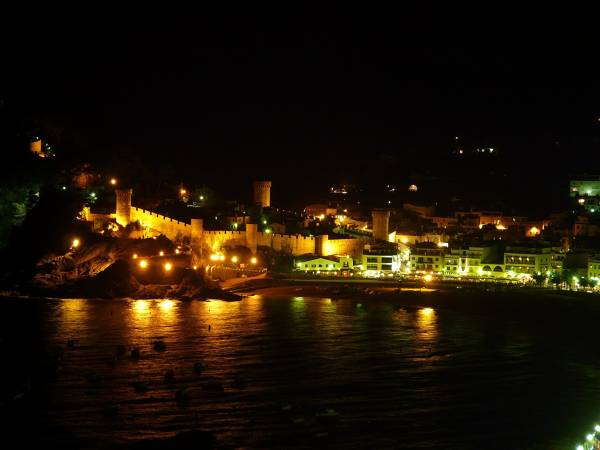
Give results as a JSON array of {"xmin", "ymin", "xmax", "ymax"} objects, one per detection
[{"xmin": 83, "ymin": 181, "xmax": 377, "ymax": 264}]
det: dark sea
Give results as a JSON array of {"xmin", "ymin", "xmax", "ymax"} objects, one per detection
[{"xmin": 1, "ymin": 292, "xmax": 600, "ymax": 449}]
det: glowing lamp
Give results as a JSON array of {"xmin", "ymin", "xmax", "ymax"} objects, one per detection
[
  {"xmin": 110, "ymin": 178, "xmax": 117, "ymax": 185},
  {"xmin": 251, "ymin": 257, "xmax": 257, "ymax": 265},
  {"xmin": 132, "ymin": 253, "xmax": 138, "ymax": 259},
  {"xmin": 219, "ymin": 254, "xmax": 225, "ymax": 261},
  {"xmin": 139, "ymin": 259, "xmax": 148, "ymax": 269},
  {"xmin": 423, "ymin": 274, "xmax": 432, "ymax": 282},
  {"xmin": 71, "ymin": 238, "xmax": 80, "ymax": 248},
  {"xmin": 175, "ymin": 249, "xmax": 180, "ymax": 254},
  {"xmin": 180, "ymin": 189, "xmax": 187, "ymax": 195},
  {"xmin": 231, "ymin": 256, "xmax": 238, "ymax": 263},
  {"xmin": 159, "ymin": 251, "xmax": 164, "ymax": 256},
  {"xmin": 164, "ymin": 262, "xmax": 172, "ymax": 272}
]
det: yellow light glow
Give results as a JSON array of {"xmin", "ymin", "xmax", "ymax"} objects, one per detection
[
  {"xmin": 421, "ymin": 307, "xmax": 434, "ymax": 315},
  {"xmin": 210, "ymin": 254, "xmax": 217, "ymax": 261},
  {"xmin": 71, "ymin": 238, "xmax": 80, "ymax": 248},
  {"xmin": 423, "ymin": 274, "xmax": 433, "ymax": 282},
  {"xmin": 319, "ymin": 214, "xmax": 325, "ymax": 220},
  {"xmin": 529, "ymin": 226, "xmax": 540, "ymax": 236},
  {"xmin": 193, "ymin": 265, "xmax": 197, "ymax": 270},
  {"xmin": 175, "ymin": 249, "xmax": 180, "ymax": 254},
  {"xmin": 139, "ymin": 259, "xmax": 148, "ymax": 269},
  {"xmin": 496, "ymin": 224, "xmax": 507, "ymax": 230},
  {"xmin": 160, "ymin": 299, "xmax": 174, "ymax": 310},
  {"xmin": 199, "ymin": 195, "xmax": 204, "ymax": 200},
  {"xmin": 132, "ymin": 253, "xmax": 138, "ymax": 259},
  {"xmin": 251, "ymin": 257, "xmax": 257, "ymax": 264},
  {"xmin": 578, "ymin": 198, "xmax": 585, "ymax": 205},
  {"xmin": 134, "ymin": 299, "xmax": 149, "ymax": 312},
  {"xmin": 401, "ymin": 237, "xmax": 408, "ymax": 244},
  {"xmin": 219, "ymin": 254, "xmax": 225, "ymax": 261},
  {"xmin": 164, "ymin": 262, "xmax": 172, "ymax": 271},
  {"xmin": 159, "ymin": 251, "xmax": 164, "ymax": 256},
  {"xmin": 180, "ymin": 188, "xmax": 187, "ymax": 195},
  {"xmin": 110, "ymin": 178, "xmax": 117, "ymax": 185},
  {"xmin": 231, "ymin": 256, "xmax": 238, "ymax": 263}
]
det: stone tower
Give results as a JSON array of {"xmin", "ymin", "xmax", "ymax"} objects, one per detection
[
  {"xmin": 245, "ymin": 223, "xmax": 258, "ymax": 255},
  {"xmin": 115, "ymin": 189, "xmax": 132, "ymax": 227},
  {"xmin": 191, "ymin": 218, "xmax": 204, "ymax": 265},
  {"xmin": 253, "ymin": 181, "xmax": 272, "ymax": 208},
  {"xmin": 372, "ymin": 209, "xmax": 391, "ymax": 241}
]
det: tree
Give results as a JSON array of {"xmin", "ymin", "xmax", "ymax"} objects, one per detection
[{"xmin": 532, "ymin": 273, "xmax": 545, "ymax": 286}]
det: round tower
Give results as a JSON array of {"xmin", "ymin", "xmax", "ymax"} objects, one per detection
[
  {"xmin": 315, "ymin": 234, "xmax": 330, "ymax": 256},
  {"xmin": 191, "ymin": 218, "xmax": 204, "ymax": 265},
  {"xmin": 245, "ymin": 223, "xmax": 258, "ymax": 255},
  {"xmin": 253, "ymin": 181, "xmax": 272, "ymax": 208},
  {"xmin": 115, "ymin": 189, "xmax": 132, "ymax": 227},
  {"xmin": 372, "ymin": 209, "xmax": 391, "ymax": 241}
]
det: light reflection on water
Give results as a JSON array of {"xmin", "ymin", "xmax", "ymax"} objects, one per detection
[{"xmin": 4, "ymin": 295, "xmax": 600, "ymax": 449}]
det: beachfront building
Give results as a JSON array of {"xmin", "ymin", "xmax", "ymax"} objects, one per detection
[
  {"xmin": 441, "ymin": 244, "xmax": 506, "ymax": 278},
  {"xmin": 503, "ymin": 245, "xmax": 561, "ymax": 276},
  {"xmin": 362, "ymin": 246, "xmax": 401, "ymax": 277},
  {"xmin": 588, "ymin": 258, "xmax": 600, "ymax": 281},
  {"xmin": 295, "ymin": 255, "xmax": 354, "ymax": 273},
  {"xmin": 409, "ymin": 243, "xmax": 444, "ymax": 274}
]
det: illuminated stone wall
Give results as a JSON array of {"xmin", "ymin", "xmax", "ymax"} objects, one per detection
[
  {"xmin": 131, "ymin": 207, "xmax": 191, "ymax": 243},
  {"xmin": 325, "ymin": 237, "xmax": 366, "ymax": 258}
]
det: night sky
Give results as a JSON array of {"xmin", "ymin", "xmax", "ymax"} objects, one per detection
[{"xmin": 4, "ymin": 7, "xmax": 600, "ymax": 203}]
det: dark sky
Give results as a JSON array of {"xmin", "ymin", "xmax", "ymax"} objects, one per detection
[{"xmin": 4, "ymin": 6, "xmax": 600, "ymax": 199}]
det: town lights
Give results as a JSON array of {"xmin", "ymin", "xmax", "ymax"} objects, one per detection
[
  {"xmin": 210, "ymin": 254, "xmax": 218, "ymax": 261},
  {"xmin": 164, "ymin": 262, "xmax": 172, "ymax": 272},
  {"xmin": 199, "ymin": 195, "xmax": 204, "ymax": 201},
  {"xmin": 132, "ymin": 253, "xmax": 138, "ymax": 259},
  {"xmin": 71, "ymin": 238, "xmax": 80, "ymax": 248},
  {"xmin": 159, "ymin": 251, "xmax": 164, "ymax": 256},
  {"xmin": 180, "ymin": 189, "xmax": 187, "ymax": 195},
  {"xmin": 265, "ymin": 228, "xmax": 272, "ymax": 234},
  {"xmin": 175, "ymin": 249, "xmax": 180, "ymax": 254},
  {"xmin": 219, "ymin": 254, "xmax": 225, "ymax": 261},
  {"xmin": 251, "ymin": 257, "xmax": 257, "ymax": 265},
  {"xmin": 231, "ymin": 256, "xmax": 238, "ymax": 263},
  {"xmin": 110, "ymin": 178, "xmax": 117, "ymax": 185},
  {"xmin": 423, "ymin": 274, "xmax": 433, "ymax": 282},
  {"xmin": 193, "ymin": 265, "xmax": 197, "ymax": 270},
  {"xmin": 139, "ymin": 259, "xmax": 148, "ymax": 269}
]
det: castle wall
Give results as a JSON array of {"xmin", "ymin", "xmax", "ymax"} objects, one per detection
[
  {"xmin": 325, "ymin": 238, "xmax": 365, "ymax": 258},
  {"xmin": 131, "ymin": 207, "xmax": 191, "ymax": 243},
  {"xmin": 90, "ymin": 197, "xmax": 362, "ymax": 260},
  {"xmin": 202, "ymin": 230, "xmax": 247, "ymax": 254}
]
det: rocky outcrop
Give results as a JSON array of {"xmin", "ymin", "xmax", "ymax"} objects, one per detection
[{"xmin": 28, "ymin": 237, "xmax": 240, "ymax": 301}]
